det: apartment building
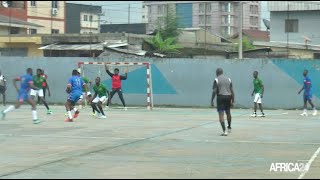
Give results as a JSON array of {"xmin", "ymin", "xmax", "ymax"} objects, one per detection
[{"xmin": 143, "ymin": 1, "xmax": 261, "ymax": 37}]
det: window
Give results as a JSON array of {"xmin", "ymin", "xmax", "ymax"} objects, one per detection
[
  {"xmin": 143, "ymin": 5, "xmax": 145, "ymax": 8},
  {"xmin": 285, "ymin": 19, "xmax": 298, "ymax": 33},
  {"xmin": 89, "ymin": 15, "xmax": 93, "ymax": 22},
  {"xmin": 52, "ymin": 1, "xmax": 58, "ymax": 8},
  {"xmin": 206, "ymin": 15, "xmax": 211, "ymax": 24},
  {"xmin": 30, "ymin": 1, "xmax": 36, "ymax": 7},
  {"xmin": 220, "ymin": 3, "xmax": 228, "ymax": 12},
  {"xmin": 84, "ymin": 15, "xmax": 88, "ymax": 21},
  {"xmin": 199, "ymin": 15, "xmax": 204, "ymax": 24},
  {"xmin": 142, "ymin": 15, "xmax": 145, "ymax": 18},
  {"xmin": 157, "ymin": 5, "xmax": 164, "ymax": 14},
  {"xmin": 29, "ymin": 29, "xmax": 37, "ymax": 34},
  {"xmin": 10, "ymin": 27, "xmax": 20, "ymax": 34},
  {"xmin": 221, "ymin": 15, "xmax": 228, "ymax": 24},
  {"xmin": 51, "ymin": 29, "xmax": 59, "ymax": 34},
  {"xmin": 199, "ymin": 3, "xmax": 205, "ymax": 13},
  {"xmin": 206, "ymin": 3, "xmax": 211, "ymax": 13}
]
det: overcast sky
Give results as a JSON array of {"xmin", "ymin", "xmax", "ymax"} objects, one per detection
[{"xmin": 71, "ymin": 1, "xmax": 270, "ymax": 29}]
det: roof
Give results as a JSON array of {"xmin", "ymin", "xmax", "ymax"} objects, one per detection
[
  {"xmin": 253, "ymin": 41, "xmax": 320, "ymax": 51},
  {"xmin": 232, "ymin": 29, "xmax": 270, "ymax": 42},
  {"xmin": 0, "ymin": 15, "xmax": 43, "ymax": 28},
  {"xmin": 39, "ymin": 43, "xmax": 104, "ymax": 50}
]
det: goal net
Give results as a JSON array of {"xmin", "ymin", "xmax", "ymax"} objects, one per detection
[{"xmin": 77, "ymin": 61, "xmax": 154, "ymax": 110}]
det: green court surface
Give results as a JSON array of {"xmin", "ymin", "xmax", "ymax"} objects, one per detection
[{"xmin": 0, "ymin": 106, "xmax": 319, "ymax": 179}]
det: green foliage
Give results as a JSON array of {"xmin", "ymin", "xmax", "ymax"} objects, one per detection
[
  {"xmin": 234, "ymin": 36, "xmax": 255, "ymax": 51},
  {"xmin": 156, "ymin": 9, "xmax": 182, "ymax": 39},
  {"xmin": 145, "ymin": 32, "xmax": 183, "ymax": 54}
]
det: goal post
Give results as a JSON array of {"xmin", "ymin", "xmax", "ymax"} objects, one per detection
[{"xmin": 77, "ymin": 61, "xmax": 153, "ymax": 110}]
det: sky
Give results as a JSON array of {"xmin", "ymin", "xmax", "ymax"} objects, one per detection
[{"xmin": 72, "ymin": 1, "xmax": 270, "ymax": 29}]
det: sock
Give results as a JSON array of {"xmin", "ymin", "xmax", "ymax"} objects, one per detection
[
  {"xmin": 220, "ymin": 121, "xmax": 226, "ymax": 132},
  {"xmin": 32, "ymin": 110, "xmax": 38, "ymax": 120},
  {"xmin": 98, "ymin": 106, "xmax": 105, "ymax": 116},
  {"xmin": 227, "ymin": 119, "xmax": 231, "ymax": 129},
  {"xmin": 68, "ymin": 111, "xmax": 72, "ymax": 119},
  {"xmin": 4, "ymin": 105, "xmax": 15, "ymax": 113},
  {"xmin": 304, "ymin": 109, "xmax": 307, "ymax": 113}
]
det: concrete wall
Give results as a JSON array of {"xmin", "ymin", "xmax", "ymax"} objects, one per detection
[
  {"xmin": 0, "ymin": 57, "xmax": 318, "ymax": 109},
  {"xmin": 270, "ymin": 11, "xmax": 320, "ymax": 45}
]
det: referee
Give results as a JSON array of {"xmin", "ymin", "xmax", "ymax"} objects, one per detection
[{"xmin": 211, "ymin": 68, "xmax": 235, "ymax": 136}]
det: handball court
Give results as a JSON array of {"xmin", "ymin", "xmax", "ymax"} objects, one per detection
[{"xmin": 0, "ymin": 106, "xmax": 319, "ymax": 179}]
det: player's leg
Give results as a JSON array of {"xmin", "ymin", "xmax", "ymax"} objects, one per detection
[
  {"xmin": 38, "ymin": 89, "xmax": 52, "ymax": 114},
  {"xmin": 26, "ymin": 97, "xmax": 41, "ymax": 124},
  {"xmin": 307, "ymin": 96, "xmax": 317, "ymax": 116},
  {"xmin": 225, "ymin": 96, "xmax": 232, "ymax": 133},
  {"xmin": 78, "ymin": 94, "xmax": 84, "ymax": 109},
  {"xmin": 2, "ymin": 90, "xmax": 5, "ymax": 106},
  {"xmin": 65, "ymin": 100, "xmax": 74, "ymax": 122},
  {"xmin": 97, "ymin": 96, "xmax": 107, "ymax": 119},
  {"xmin": 106, "ymin": 89, "xmax": 116, "ymax": 107},
  {"xmin": 251, "ymin": 93, "xmax": 259, "ymax": 117},
  {"xmin": 86, "ymin": 92, "xmax": 95, "ymax": 115},
  {"xmin": 43, "ymin": 87, "xmax": 46, "ymax": 100},
  {"xmin": 1, "ymin": 97, "xmax": 23, "ymax": 120},
  {"xmin": 301, "ymin": 95, "xmax": 308, "ymax": 116},
  {"xmin": 65, "ymin": 93, "xmax": 79, "ymax": 122},
  {"xmin": 91, "ymin": 96, "xmax": 101, "ymax": 117},
  {"xmin": 117, "ymin": 89, "xmax": 127, "ymax": 110},
  {"xmin": 256, "ymin": 95, "xmax": 265, "ymax": 117},
  {"xmin": 217, "ymin": 96, "xmax": 227, "ymax": 136}
]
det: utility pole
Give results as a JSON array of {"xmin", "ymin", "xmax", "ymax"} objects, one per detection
[
  {"xmin": 238, "ymin": 1, "xmax": 243, "ymax": 59},
  {"xmin": 286, "ymin": 2, "xmax": 289, "ymax": 59},
  {"xmin": 127, "ymin": 4, "xmax": 130, "ymax": 53},
  {"xmin": 50, "ymin": 5, "xmax": 53, "ymax": 57},
  {"xmin": 90, "ymin": 4, "xmax": 92, "ymax": 57},
  {"xmin": 204, "ymin": 3, "xmax": 207, "ymax": 58}
]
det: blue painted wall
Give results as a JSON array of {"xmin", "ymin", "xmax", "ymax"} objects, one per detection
[{"xmin": 176, "ymin": 3, "xmax": 193, "ymax": 28}]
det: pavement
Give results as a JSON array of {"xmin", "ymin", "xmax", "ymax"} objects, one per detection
[{"xmin": 0, "ymin": 105, "xmax": 319, "ymax": 179}]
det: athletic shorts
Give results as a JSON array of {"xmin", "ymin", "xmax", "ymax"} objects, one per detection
[
  {"xmin": 217, "ymin": 95, "xmax": 232, "ymax": 112},
  {"xmin": 30, "ymin": 89, "xmax": 44, "ymax": 97},
  {"xmin": 79, "ymin": 92, "xmax": 92, "ymax": 100},
  {"xmin": 254, "ymin": 93, "xmax": 262, "ymax": 104},
  {"xmin": 68, "ymin": 92, "xmax": 82, "ymax": 104},
  {"xmin": 304, "ymin": 94, "xmax": 312, "ymax": 101},
  {"xmin": 92, "ymin": 96, "xmax": 108, "ymax": 104},
  {"xmin": 0, "ymin": 86, "xmax": 5, "ymax": 94},
  {"xmin": 18, "ymin": 92, "xmax": 29, "ymax": 103}
]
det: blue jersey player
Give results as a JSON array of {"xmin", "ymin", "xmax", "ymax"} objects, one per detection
[
  {"xmin": 298, "ymin": 69, "xmax": 317, "ymax": 116},
  {"xmin": 1, "ymin": 68, "xmax": 41, "ymax": 124},
  {"xmin": 65, "ymin": 70, "xmax": 87, "ymax": 122}
]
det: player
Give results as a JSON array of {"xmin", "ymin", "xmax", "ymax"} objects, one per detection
[
  {"xmin": 30, "ymin": 69, "xmax": 52, "ymax": 114},
  {"xmin": 90, "ymin": 77, "xmax": 109, "ymax": 119},
  {"xmin": 77, "ymin": 72, "xmax": 93, "ymax": 111},
  {"xmin": 0, "ymin": 70, "xmax": 7, "ymax": 106},
  {"xmin": 251, "ymin": 71, "xmax": 265, "ymax": 117},
  {"xmin": 1, "ymin": 68, "xmax": 41, "ymax": 124},
  {"xmin": 211, "ymin": 68, "xmax": 235, "ymax": 136},
  {"xmin": 298, "ymin": 69, "xmax": 317, "ymax": 116},
  {"xmin": 65, "ymin": 70, "xmax": 87, "ymax": 122},
  {"xmin": 105, "ymin": 65, "xmax": 128, "ymax": 111}
]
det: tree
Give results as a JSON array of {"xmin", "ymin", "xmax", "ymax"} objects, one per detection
[
  {"xmin": 156, "ymin": 6, "xmax": 182, "ymax": 40},
  {"xmin": 234, "ymin": 36, "xmax": 255, "ymax": 51},
  {"xmin": 145, "ymin": 32, "xmax": 183, "ymax": 54}
]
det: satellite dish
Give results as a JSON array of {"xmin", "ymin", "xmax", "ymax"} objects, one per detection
[
  {"xmin": 303, "ymin": 35, "xmax": 311, "ymax": 42},
  {"xmin": 2, "ymin": 1, "xmax": 8, "ymax": 7},
  {"xmin": 263, "ymin": 19, "xmax": 270, "ymax": 31}
]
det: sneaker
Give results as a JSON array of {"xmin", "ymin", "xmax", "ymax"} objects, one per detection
[
  {"xmin": 92, "ymin": 112, "xmax": 96, "ymax": 117},
  {"xmin": 73, "ymin": 111, "xmax": 80, "ymax": 119},
  {"xmin": 227, "ymin": 127, "xmax": 232, "ymax": 133},
  {"xmin": 47, "ymin": 110, "xmax": 53, "ymax": 115},
  {"xmin": 33, "ymin": 119, "xmax": 42, "ymax": 124},
  {"xmin": 64, "ymin": 113, "xmax": 68, "ymax": 116},
  {"xmin": 105, "ymin": 106, "xmax": 109, "ymax": 110},
  {"xmin": 300, "ymin": 112, "xmax": 308, "ymax": 116},
  {"xmin": 99, "ymin": 115, "xmax": 107, "ymax": 119},
  {"xmin": 312, "ymin": 110, "xmax": 317, "ymax": 116},
  {"xmin": 260, "ymin": 113, "xmax": 265, "ymax": 117},
  {"xmin": 64, "ymin": 118, "xmax": 73, "ymax": 122},
  {"xmin": 220, "ymin": 131, "xmax": 228, "ymax": 136},
  {"xmin": 251, "ymin": 112, "xmax": 257, "ymax": 117},
  {"xmin": 1, "ymin": 110, "xmax": 5, "ymax": 120},
  {"xmin": 124, "ymin": 107, "xmax": 128, "ymax": 111}
]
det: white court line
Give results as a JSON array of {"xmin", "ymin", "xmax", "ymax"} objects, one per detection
[
  {"xmin": 0, "ymin": 134, "xmax": 145, "ymax": 140},
  {"xmin": 297, "ymin": 146, "xmax": 320, "ymax": 179},
  {"xmin": 200, "ymin": 139, "xmax": 320, "ymax": 145}
]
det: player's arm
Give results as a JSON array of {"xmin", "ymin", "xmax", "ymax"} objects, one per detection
[
  {"xmin": 29, "ymin": 81, "xmax": 39, "ymax": 90},
  {"xmin": 298, "ymin": 86, "xmax": 304, "ymax": 94},
  {"xmin": 230, "ymin": 82, "xmax": 235, "ymax": 107},
  {"xmin": 4, "ymin": 76, "xmax": 6, "ymax": 91},
  {"xmin": 261, "ymin": 81, "xmax": 264, "ymax": 98},
  {"xmin": 105, "ymin": 65, "xmax": 114, "ymax": 77},
  {"xmin": 211, "ymin": 81, "xmax": 218, "ymax": 107},
  {"xmin": 120, "ymin": 68, "xmax": 128, "ymax": 80},
  {"xmin": 44, "ymin": 78, "xmax": 51, "ymax": 96},
  {"xmin": 13, "ymin": 77, "xmax": 21, "ymax": 92}
]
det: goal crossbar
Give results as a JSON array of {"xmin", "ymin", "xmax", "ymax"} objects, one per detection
[{"xmin": 77, "ymin": 61, "xmax": 153, "ymax": 110}]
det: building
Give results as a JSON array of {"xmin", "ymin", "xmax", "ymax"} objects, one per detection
[
  {"xmin": 143, "ymin": 1, "xmax": 261, "ymax": 37},
  {"xmin": 66, "ymin": 3, "xmax": 102, "ymax": 34},
  {"xmin": 100, "ymin": 23, "xmax": 147, "ymax": 34},
  {"xmin": 269, "ymin": 1, "xmax": 320, "ymax": 45},
  {"xmin": 0, "ymin": 1, "xmax": 66, "ymax": 34}
]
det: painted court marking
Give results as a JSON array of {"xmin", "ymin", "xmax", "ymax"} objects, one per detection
[
  {"xmin": 0, "ymin": 134, "xmax": 145, "ymax": 140},
  {"xmin": 297, "ymin": 146, "xmax": 320, "ymax": 179}
]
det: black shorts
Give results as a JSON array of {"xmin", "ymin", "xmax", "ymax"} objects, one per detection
[
  {"xmin": 0, "ymin": 86, "xmax": 5, "ymax": 94},
  {"xmin": 217, "ymin": 95, "xmax": 231, "ymax": 112}
]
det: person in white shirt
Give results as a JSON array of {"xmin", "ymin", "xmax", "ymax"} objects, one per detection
[{"xmin": 0, "ymin": 71, "xmax": 6, "ymax": 106}]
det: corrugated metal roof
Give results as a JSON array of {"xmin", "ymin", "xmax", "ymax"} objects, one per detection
[{"xmin": 39, "ymin": 43, "xmax": 104, "ymax": 50}]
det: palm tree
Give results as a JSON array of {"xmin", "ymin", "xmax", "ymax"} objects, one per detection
[{"xmin": 145, "ymin": 32, "xmax": 182, "ymax": 54}]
